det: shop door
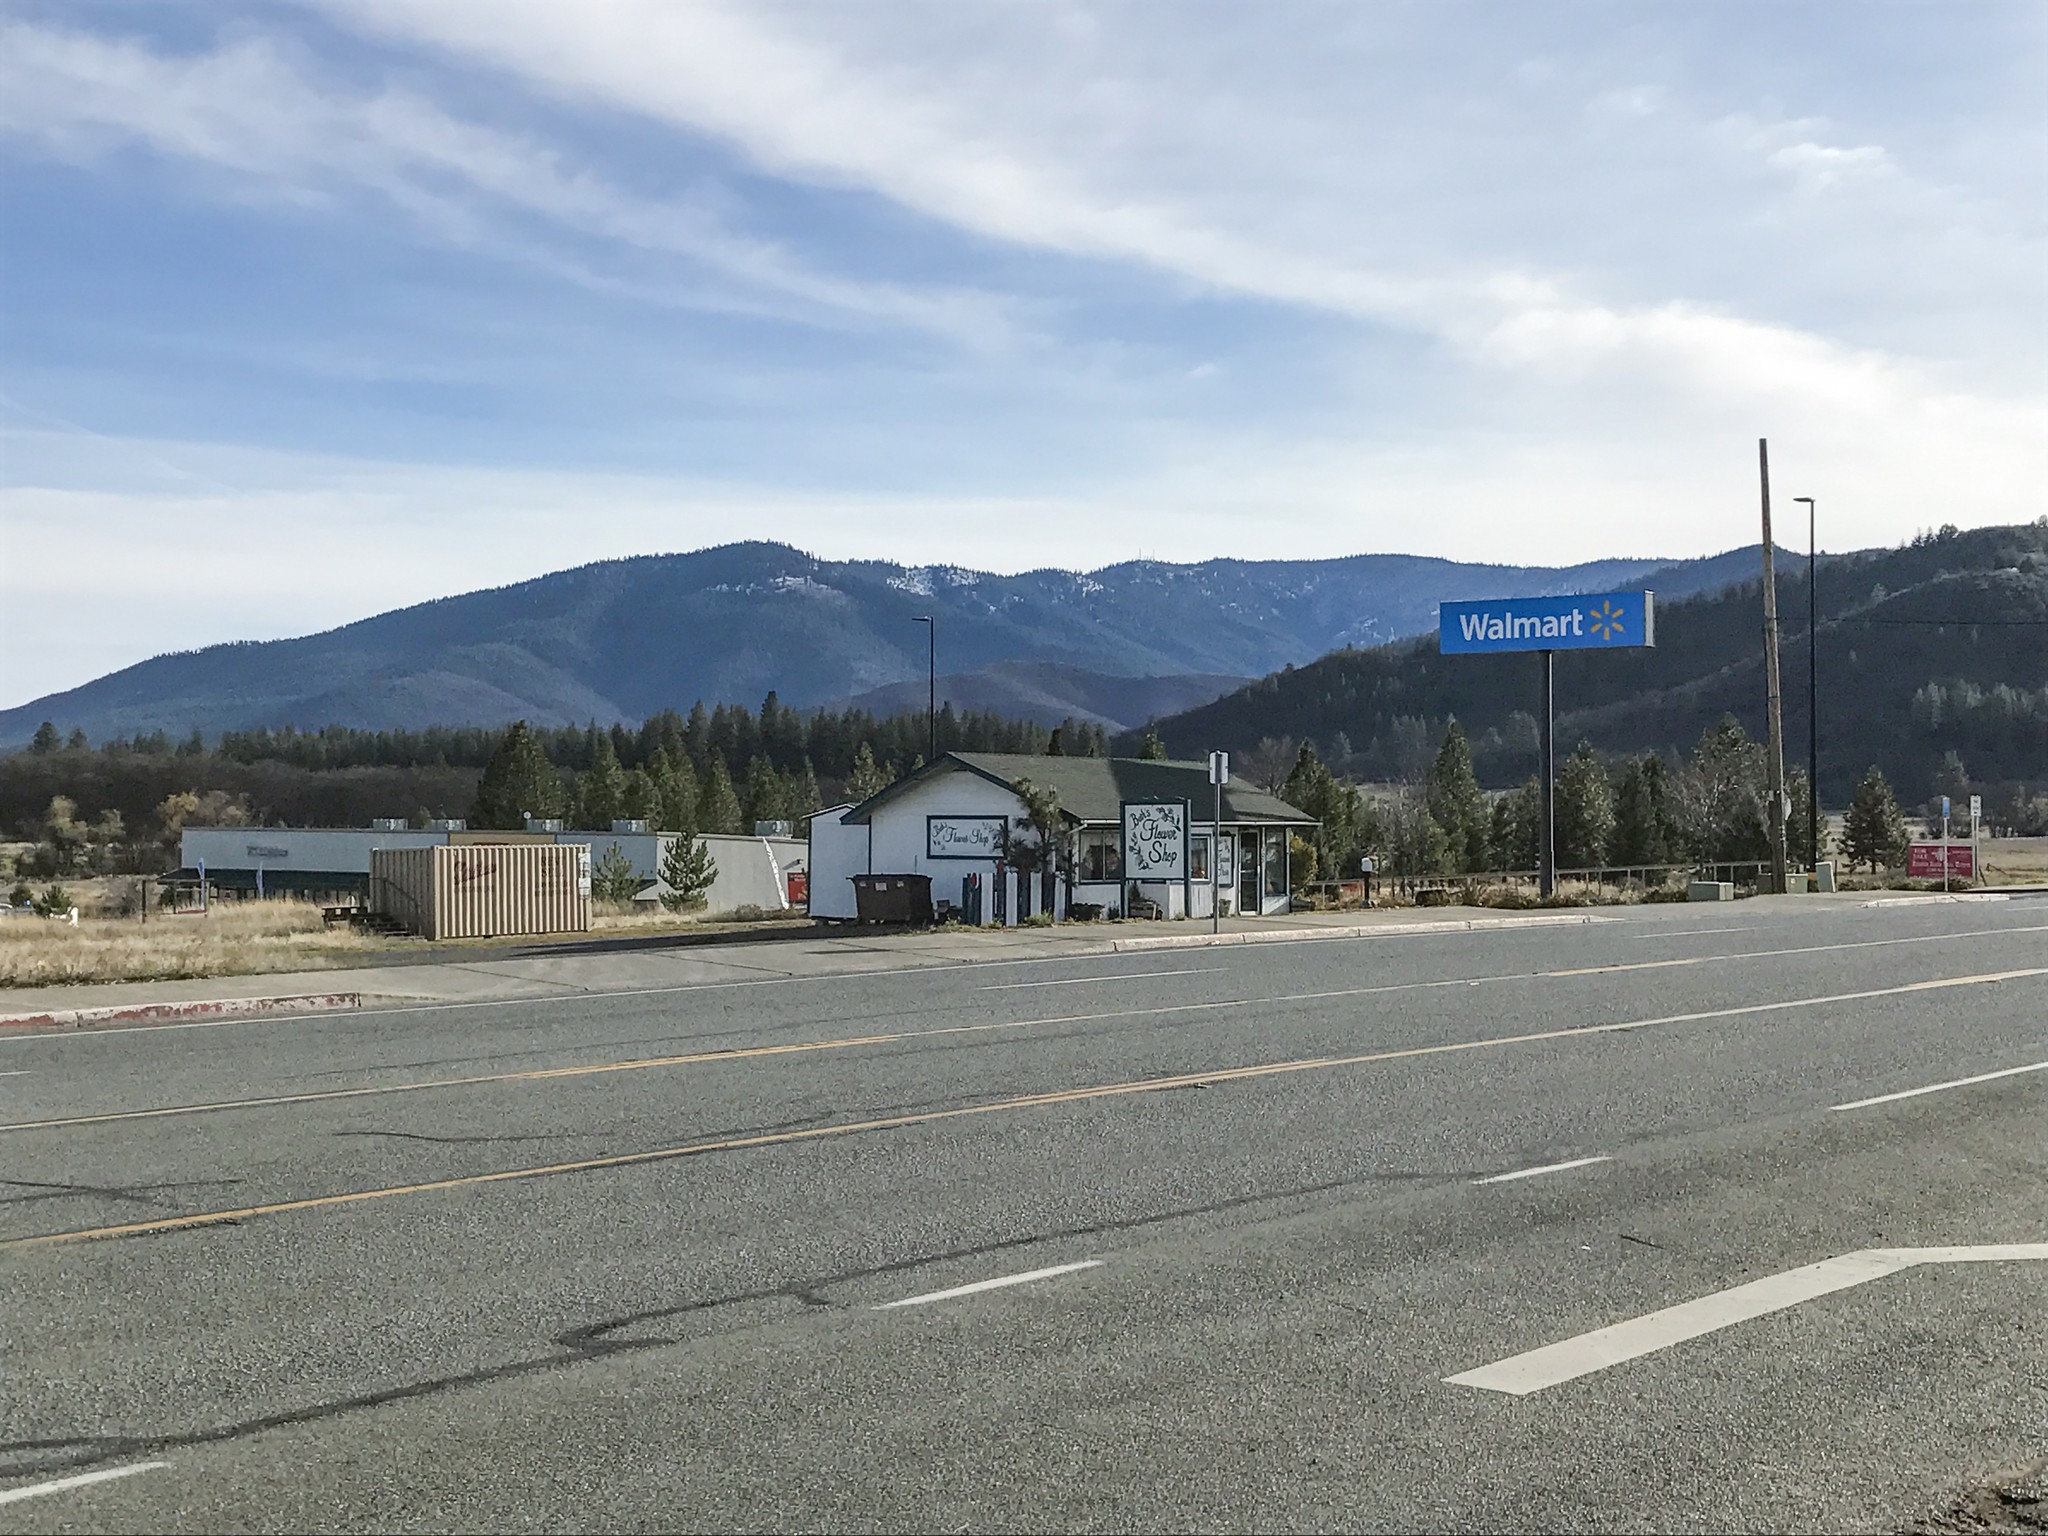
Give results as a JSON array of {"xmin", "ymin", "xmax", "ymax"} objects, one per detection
[{"xmin": 1239, "ymin": 831, "xmax": 1260, "ymax": 914}]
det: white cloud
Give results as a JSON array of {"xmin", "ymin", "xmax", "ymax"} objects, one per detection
[{"xmin": 0, "ymin": 19, "xmax": 1016, "ymax": 345}]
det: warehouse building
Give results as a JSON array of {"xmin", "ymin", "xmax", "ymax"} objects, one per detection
[
  {"xmin": 171, "ymin": 819, "xmax": 805, "ymax": 913},
  {"xmin": 807, "ymin": 752, "xmax": 1316, "ymax": 924}
]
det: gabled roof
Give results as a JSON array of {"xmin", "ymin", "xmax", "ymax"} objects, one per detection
[{"xmin": 841, "ymin": 752, "xmax": 1316, "ymax": 826}]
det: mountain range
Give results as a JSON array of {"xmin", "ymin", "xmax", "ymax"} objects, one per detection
[
  {"xmin": 1139, "ymin": 522, "xmax": 2048, "ymax": 803},
  {"xmin": 0, "ymin": 541, "xmax": 1775, "ymax": 748}
]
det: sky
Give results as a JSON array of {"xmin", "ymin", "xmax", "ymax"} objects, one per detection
[{"xmin": 2, "ymin": 0, "xmax": 2043, "ymax": 707}]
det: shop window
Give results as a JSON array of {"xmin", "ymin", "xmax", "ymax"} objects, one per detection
[
  {"xmin": 1263, "ymin": 828, "xmax": 1287, "ymax": 898},
  {"xmin": 1078, "ymin": 828, "xmax": 1122, "ymax": 883},
  {"xmin": 1189, "ymin": 835, "xmax": 1210, "ymax": 882}
]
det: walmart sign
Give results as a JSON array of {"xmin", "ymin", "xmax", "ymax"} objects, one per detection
[{"xmin": 1439, "ymin": 591, "xmax": 1655, "ymax": 655}]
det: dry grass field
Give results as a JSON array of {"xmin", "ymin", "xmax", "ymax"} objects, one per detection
[
  {"xmin": 0, "ymin": 900, "xmax": 392, "ymax": 987},
  {"xmin": 0, "ymin": 889, "xmax": 805, "ymax": 988}
]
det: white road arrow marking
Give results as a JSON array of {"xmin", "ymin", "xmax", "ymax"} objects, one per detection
[{"xmin": 1446, "ymin": 1244, "xmax": 2048, "ymax": 1396}]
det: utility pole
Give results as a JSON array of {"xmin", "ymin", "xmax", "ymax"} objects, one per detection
[
  {"xmin": 1758, "ymin": 439, "xmax": 1789, "ymax": 895},
  {"xmin": 1794, "ymin": 495, "xmax": 1818, "ymax": 871}
]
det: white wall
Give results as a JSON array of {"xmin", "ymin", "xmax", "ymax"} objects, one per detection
[
  {"xmin": 701, "ymin": 835, "xmax": 805, "ymax": 912},
  {"xmin": 182, "ymin": 826, "xmax": 447, "ymax": 875},
  {"xmin": 865, "ymin": 772, "xmax": 1024, "ymax": 925},
  {"xmin": 806, "ymin": 806, "xmax": 867, "ymax": 920}
]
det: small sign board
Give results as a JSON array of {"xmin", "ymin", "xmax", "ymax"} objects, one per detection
[
  {"xmin": 927, "ymin": 815, "xmax": 1006, "ymax": 860},
  {"xmin": 1122, "ymin": 799, "xmax": 1189, "ymax": 881},
  {"xmin": 1969, "ymin": 794, "xmax": 1982, "ymax": 830},
  {"xmin": 1439, "ymin": 591, "xmax": 1655, "ymax": 654},
  {"xmin": 1208, "ymin": 751, "xmax": 1230, "ymax": 785},
  {"xmin": 1906, "ymin": 843, "xmax": 1974, "ymax": 880}
]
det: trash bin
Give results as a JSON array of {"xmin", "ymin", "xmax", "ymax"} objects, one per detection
[{"xmin": 851, "ymin": 873, "xmax": 934, "ymax": 925}]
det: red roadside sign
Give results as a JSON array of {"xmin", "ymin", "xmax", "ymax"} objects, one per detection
[{"xmin": 1907, "ymin": 843, "xmax": 1974, "ymax": 880}]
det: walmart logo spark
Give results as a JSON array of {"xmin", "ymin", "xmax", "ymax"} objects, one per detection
[{"xmin": 1586, "ymin": 599, "xmax": 1626, "ymax": 640}]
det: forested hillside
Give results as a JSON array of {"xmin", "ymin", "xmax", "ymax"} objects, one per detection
[{"xmin": 1142, "ymin": 523, "xmax": 2048, "ymax": 806}]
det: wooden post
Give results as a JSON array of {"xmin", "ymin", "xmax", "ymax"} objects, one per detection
[{"xmin": 1759, "ymin": 439, "xmax": 1789, "ymax": 895}]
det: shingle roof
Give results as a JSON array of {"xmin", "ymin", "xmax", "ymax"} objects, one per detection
[{"xmin": 841, "ymin": 752, "xmax": 1316, "ymax": 826}]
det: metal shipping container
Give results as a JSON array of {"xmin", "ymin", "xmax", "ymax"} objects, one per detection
[{"xmin": 370, "ymin": 844, "xmax": 591, "ymax": 940}]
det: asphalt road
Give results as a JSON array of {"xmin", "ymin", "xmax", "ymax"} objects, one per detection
[{"xmin": 2, "ymin": 896, "xmax": 2044, "ymax": 1533}]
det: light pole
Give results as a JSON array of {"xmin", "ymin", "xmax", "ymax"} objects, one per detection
[
  {"xmin": 1793, "ymin": 496, "xmax": 1817, "ymax": 872},
  {"xmin": 912, "ymin": 615, "xmax": 935, "ymax": 765}
]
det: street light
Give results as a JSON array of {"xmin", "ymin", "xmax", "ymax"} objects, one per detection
[
  {"xmin": 912, "ymin": 615, "xmax": 935, "ymax": 765},
  {"xmin": 1793, "ymin": 496, "xmax": 1818, "ymax": 872}
]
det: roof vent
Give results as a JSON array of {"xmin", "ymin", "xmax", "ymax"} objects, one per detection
[
  {"xmin": 369, "ymin": 817, "xmax": 407, "ymax": 832},
  {"xmin": 610, "ymin": 819, "xmax": 650, "ymax": 834}
]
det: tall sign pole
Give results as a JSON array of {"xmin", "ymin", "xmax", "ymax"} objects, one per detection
[
  {"xmin": 1758, "ymin": 439, "xmax": 1789, "ymax": 895},
  {"xmin": 1438, "ymin": 589, "xmax": 1656, "ymax": 902},
  {"xmin": 1208, "ymin": 751, "xmax": 1228, "ymax": 934},
  {"xmin": 1538, "ymin": 651, "xmax": 1556, "ymax": 897}
]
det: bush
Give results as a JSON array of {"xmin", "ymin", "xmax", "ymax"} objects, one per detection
[
  {"xmin": 1068, "ymin": 902, "xmax": 1105, "ymax": 921},
  {"xmin": 31, "ymin": 885, "xmax": 73, "ymax": 918},
  {"xmin": 1020, "ymin": 911, "xmax": 1055, "ymax": 927},
  {"xmin": 728, "ymin": 903, "xmax": 770, "ymax": 922},
  {"xmin": 7, "ymin": 882, "xmax": 30, "ymax": 909}
]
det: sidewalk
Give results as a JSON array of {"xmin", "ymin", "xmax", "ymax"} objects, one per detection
[{"xmin": 0, "ymin": 906, "xmax": 1612, "ymax": 1027}]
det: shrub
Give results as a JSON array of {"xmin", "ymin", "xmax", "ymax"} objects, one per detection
[{"xmin": 31, "ymin": 885, "xmax": 73, "ymax": 918}]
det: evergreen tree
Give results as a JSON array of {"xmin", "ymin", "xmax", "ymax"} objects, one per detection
[
  {"xmin": 699, "ymin": 756, "xmax": 744, "ymax": 835},
  {"xmin": 29, "ymin": 722, "xmax": 59, "ymax": 755},
  {"xmin": 847, "ymin": 742, "xmax": 888, "ymax": 802},
  {"xmin": 1045, "ymin": 727, "xmax": 1067, "ymax": 756},
  {"xmin": 1283, "ymin": 743, "xmax": 1372, "ymax": 877},
  {"xmin": 651, "ymin": 750, "xmax": 699, "ymax": 836},
  {"xmin": 470, "ymin": 722, "xmax": 567, "ymax": 829},
  {"xmin": 1424, "ymin": 721, "xmax": 1489, "ymax": 872},
  {"xmin": 65, "ymin": 728, "xmax": 88, "ymax": 751},
  {"xmin": 1611, "ymin": 754, "xmax": 1680, "ymax": 866},
  {"xmin": 1488, "ymin": 778, "xmax": 1542, "ymax": 871},
  {"xmin": 789, "ymin": 759, "xmax": 824, "ymax": 827},
  {"xmin": 591, "ymin": 843, "xmax": 642, "ymax": 902},
  {"xmin": 657, "ymin": 834, "xmax": 717, "ymax": 911},
  {"xmin": 1843, "ymin": 766, "xmax": 1909, "ymax": 871},
  {"xmin": 619, "ymin": 768, "xmax": 657, "ymax": 823},
  {"xmin": 1554, "ymin": 741, "xmax": 1616, "ymax": 870},
  {"xmin": 577, "ymin": 733, "xmax": 625, "ymax": 828},
  {"xmin": 1138, "ymin": 726, "xmax": 1168, "ymax": 761},
  {"xmin": 742, "ymin": 754, "xmax": 788, "ymax": 829}
]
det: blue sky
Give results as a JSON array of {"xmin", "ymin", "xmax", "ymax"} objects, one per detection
[{"xmin": 2, "ymin": 0, "xmax": 2042, "ymax": 706}]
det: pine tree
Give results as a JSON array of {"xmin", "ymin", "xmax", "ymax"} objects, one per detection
[
  {"xmin": 1843, "ymin": 766, "xmax": 1909, "ymax": 871},
  {"xmin": 699, "ymin": 756, "xmax": 744, "ymax": 835},
  {"xmin": 1554, "ymin": 741, "xmax": 1616, "ymax": 870},
  {"xmin": 591, "ymin": 842, "xmax": 642, "ymax": 902},
  {"xmin": 29, "ymin": 722, "xmax": 59, "ymax": 755},
  {"xmin": 1424, "ymin": 721, "xmax": 1489, "ymax": 873},
  {"xmin": 470, "ymin": 721, "xmax": 567, "ymax": 829},
  {"xmin": 1611, "ymin": 754, "xmax": 1679, "ymax": 866},
  {"xmin": 650, "ymin": 749, "xmax": 699, "ymax": 835},
  {"xmin": 742, "ymin": 754, "xmax": 788, "ymax": 830},
  {"xmin": 619, "ymin": 768, "xmax": 656, "ymax": 823},
  {"xmin": 789, "ymin": 759, "xmax": 824, "ymax": 827},
  {"xmin": 1138, "ymin": 726, "xmax": 1167, "ymax": 761},
  {"xmin": 657, "ymin": 834, "xmax": 717, "ymax": 911},
  {"xmin": 1488, "ymin": 778, "xmax": 1542, "ymax": 871},
  {"xmin": 577, "ymin": 733, "xmax": 625, "ymax": 828},
  {"xmin": 848, "ymin": 742, "xmax": 889, "ymax": 802},
  {"xmin": 1045, "ymin": 727, "xmax": 1067, "ymax": 756}
]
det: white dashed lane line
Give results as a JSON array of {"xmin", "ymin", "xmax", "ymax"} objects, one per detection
[
  {"xmin": 0, "ymin": 1461, "xmax": 170, "ymax": 1507},
  {"xmin": 873, "ymin": 1260, "xmax": 1104, "ymax": 1310}
]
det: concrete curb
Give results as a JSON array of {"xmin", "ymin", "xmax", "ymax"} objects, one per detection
[
  {"xmin": 0, "ymin": 992, "xmax": 367, "ymax": 1032},
  {"xmin": 1860, "ymin": 893, "xmax": 2011, "ymax": 908},
  {"xmin": 1105, "ymin": 912, "xmax": 1611, "ymax": 953}
]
